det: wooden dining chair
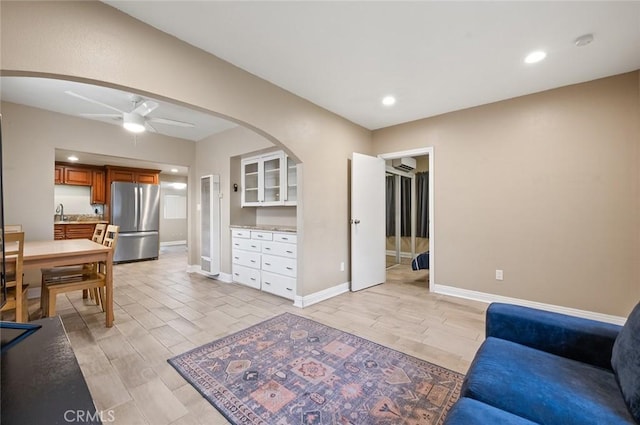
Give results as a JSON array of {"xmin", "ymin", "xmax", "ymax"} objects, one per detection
[
  {"xmin": 41, "ymin": 223, "xmax": 109, "ymax": 302},
  {"xmin": 42, "ymin": 225, "xmax": 119, "ymax": 317},
  {"xmin": 91, "ymin": 223, "xmax": 107, "ymax": 244},
  {"xmin": 0, "ymin": 231, "xmax": 29, "ymax": 322},
  {"xmin": 4, "ymin": 224, "xmax": 23, "ymax": 233}
]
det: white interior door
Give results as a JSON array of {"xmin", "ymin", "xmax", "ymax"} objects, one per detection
[{"xmin": 351, "ymin": 152, "xmax": 386, "ymax": 291}]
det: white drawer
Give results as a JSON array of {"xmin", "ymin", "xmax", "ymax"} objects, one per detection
[
  {"xmin": 232, "ymin": 229, "xmax": 251, "ymax": 239},
  {"xmin": 261, "ymin": 271, "xmax": 295, "ymax": 300},
  {"xmin": 273, "ymin": 233, "xmax": 297, "ymax": 244},
  {"xmin": 232, "ymin": 249, "xmax": 261, "ymax": 269},
  {"xmin": 262, "ymin": 254, "xmax": 296, "ymax": 278},
  {"xmin": 261, "ymin": 241, "xmax": 296, "ymax": 258},
  {"xmin": 232, "ymin": 265, "xmax": 260, "ymax": 289},
  {"xmin": 232, "ymin": 238, "xmax": 261, "ymax": 252},
  {"xmin": 251, "ymin": 231, "xmax": 273, "ymax": 241}
]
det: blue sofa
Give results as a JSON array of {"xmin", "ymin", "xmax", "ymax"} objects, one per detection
[{"xmin": 444, "ymin": 302, "xmax": 640, "ymax": 425}]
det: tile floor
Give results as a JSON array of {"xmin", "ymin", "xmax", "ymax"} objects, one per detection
[{"xmin": 39, "ymin": 245, "xmax": 487, "ymax": 425}]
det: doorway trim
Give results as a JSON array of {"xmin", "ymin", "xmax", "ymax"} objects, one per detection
[{"xmin": 379, "ymin": 147, "xmax": 434, "ymax": 290}]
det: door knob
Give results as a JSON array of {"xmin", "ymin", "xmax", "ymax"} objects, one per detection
[{"xmin": 351, "ymin": 219, "xmax": 360, "ymax": 224}]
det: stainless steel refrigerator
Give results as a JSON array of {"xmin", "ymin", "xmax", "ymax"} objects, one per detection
[{"xmin": 111, "ymin": 182, "xmax": 160, "ymax": 263}]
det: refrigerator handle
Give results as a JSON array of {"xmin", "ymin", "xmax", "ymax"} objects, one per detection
[{"xmin": 134, "ymin": 185, "xmax": 139, "ymax": 229}]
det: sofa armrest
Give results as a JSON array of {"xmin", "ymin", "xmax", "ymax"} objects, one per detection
[{"xmin": 486, "ymin": 303, "xmax": 622, "ymax": 370}]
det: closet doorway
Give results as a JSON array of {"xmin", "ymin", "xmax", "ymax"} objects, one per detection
[{"xmin": 381, "ymin": 149, "xmax": 432, "ymax": 288}]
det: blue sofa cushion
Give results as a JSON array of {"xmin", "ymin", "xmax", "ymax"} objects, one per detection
[
  {"xmin": 445, "ymin": 397, "xmax": 538, "ymax": 425},
  {"xmin": 462, "ymin": 337, "xmax": 636, "ymax": 425},
  {"xmin": 486, "ymin": 303, "xmax": 621, "ymax": 370},
  {"xmin": 612, "ymin": 302, "xmax": 640, "ymax": 423}
]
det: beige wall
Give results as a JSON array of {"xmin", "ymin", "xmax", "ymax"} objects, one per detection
[
  {"xmin": 373, "ymin": 72, "xmax": 640, "ymax": 316},
  {"xmin": 1, "ymin": 1, "xmax": 372, "ymax": 297},
  {"xmin": 194, "ymin": 126, "xmax": 273, "ymax": 271}
]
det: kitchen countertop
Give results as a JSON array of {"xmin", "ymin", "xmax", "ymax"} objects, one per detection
[
  {"xmin": 230, "ymin": 224, "xmax": 297, "ymax": 233},
  {"xmin": 54, "ymin": 220, "xmax": 109, "ymax": 225}
]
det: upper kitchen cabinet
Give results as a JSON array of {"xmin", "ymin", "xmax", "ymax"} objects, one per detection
[
  {"xmin": 241, "ymin": 151, "xmax": 297, "ymax": 207},
  {"xmin": 106, "ymin": 166, "xmax": 160, "ymax": 185},
  {"xmin": 91, "ymin": 169, "xmax": 106, "ymax": 204},
  {"xmin": 55, "ymin": 162, "xmax": 106, "ymax": 205},
  {"xmin": 55, "ymin": 164, "xmax": 92, "ymax": 186}
]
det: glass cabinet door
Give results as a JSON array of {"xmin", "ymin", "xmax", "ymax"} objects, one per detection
[
  {"xmin": 262, "ymin": 155, "xmax": 282, "ymax": 204},
  {"xmin": 242, "ymin": 160, "xmax": 259, "ymax": 204},
  {"xmin": 286, "ymin": 156, "xmax": 297, "ymax": 204}
]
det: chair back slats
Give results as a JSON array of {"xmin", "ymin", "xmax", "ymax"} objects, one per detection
[
  {"xmin": 91, "ymin": 223, "xmax": 107, "ymax": 244},
  {"xmin": 4, "ymin": 224, "xmax": 23, "ymax": 233},
  {"xmin": 102, "ymin": 225, "xmax": 119, "ymax": 250}
]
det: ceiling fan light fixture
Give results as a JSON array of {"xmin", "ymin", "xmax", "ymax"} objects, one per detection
[{"xmin": 123, "ymin": 112, "xmax": 146, "ymax": 133}]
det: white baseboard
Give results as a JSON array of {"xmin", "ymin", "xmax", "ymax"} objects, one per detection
[
  {"xmin": 160, "ymin": 240, "xmax": 187, "ymax": 247},
  {"xmin": 186, "ymin": 265, "xmax": 232, "ymax": 283},
  {"xmin": 294, "ymin": 281, "xmax": 350, "ymax": 308},
  {"xmin": 432, "ymin": 284, "xmax": 627, "ymax": 325}
]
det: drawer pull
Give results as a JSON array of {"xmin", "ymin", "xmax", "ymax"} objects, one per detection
[
  {"xmin": 234, "ymin": 243, "xmax": 239, "ymax": 246},
  {"xmin": 264, "ymin": 262, "xmax": 271, "ymax": 266},
  {"xmin": 281, "ymin": 237, "xmax": 288, "ymax": 240},
  {"xmin": 286, "ymin": 267, "xmax": 293, "ymax": 270},
  {"xmin": 257, "ymin": 235, "xmax": 263, "ymax": 238},
  {"xmin": 286, "ymin": 288, "xmax": 293, "ymax": 291},
  {"xmin": 251, "ymin": 245, "xmax": 257, "ymax": 248},
  {"xmin": 250, "ymin": 260, "xmax": 256, "ymax": 263},
  {"xmin": 286, "ymin": 250, "xmax": 293, "ymax": 254},
  {"xmin": 264, "ymin": 281, "xmax": 271, "ymax": 285},
  {"xmin": 250, "ymin": 278, "xmax": 256, "ymax": 281},
  {"xmin": 234, "ymin": 273, "xmax": 239, "ymax": 276},
  {"xmin": 234, "ymin": 257, "xmax": 240, "ymax": 260},
  {"xmin": 264, "ymin": 247, "xmax": 271, "ymax": 250}
]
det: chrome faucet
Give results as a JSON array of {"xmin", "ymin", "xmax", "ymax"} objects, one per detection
[{"xmin": 56, "ymin": 203, "xmax": 65, "ymax": 221}]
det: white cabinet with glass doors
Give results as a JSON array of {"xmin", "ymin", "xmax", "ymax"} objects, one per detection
[{"xmin": 241, "ymin": 151, "xmax": 297, "ymax": 207}]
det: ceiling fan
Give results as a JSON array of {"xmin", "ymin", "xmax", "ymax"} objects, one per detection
[{"xmin": 65, "ymin": 90, "xmax": 195, "ymax": 133}]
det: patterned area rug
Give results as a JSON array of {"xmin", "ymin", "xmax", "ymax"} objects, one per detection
[{"xmin": 168, "ymin": 313, "xmax": 463, "ymax": 425}]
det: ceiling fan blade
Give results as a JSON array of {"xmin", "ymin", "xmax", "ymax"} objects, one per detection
[
  {"xmin": 145, "ymin": 121, "xmax": 158, "ymax": 133},
  {"xmin": 148, "ymin": 117, "xmax": 195, "ymax": 128},
  {"xmin": 79, "ymin": 113, "xmax": 121, "ymax": 119},
  {"xmin": 132, "ymin": 100, "xmax": 158, "ymax": 117},
  {"xmin": 65, "ymin": 91, "xmax": 124, "ymax": 114}
]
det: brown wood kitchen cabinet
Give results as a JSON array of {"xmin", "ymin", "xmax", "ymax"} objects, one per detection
[
  {"xmin": 106, "ymin": 165, "xmax": 160, "ymax": 185},
  {"xmin": 63, "ymin": 167, "xmax": 92, "ymax": 185},
  {"xmin": 55, "ymin": 162, "xmax": 107, "ymax": 205},
  {"xmin": 54, "ymin": 223, "xmax": 97, "ymax": 240},
  {"xmin": 91, "ymin": 169, "xmax": 106, "ymax": 204}
]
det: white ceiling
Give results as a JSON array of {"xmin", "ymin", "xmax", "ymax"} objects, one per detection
[
  {"xmin": 103, "ymin": 1, "xmax": 640, "ymax": 130},
  {"xmin": 1, "ymin": 1, "xmax": 639, "ymax": 144}
]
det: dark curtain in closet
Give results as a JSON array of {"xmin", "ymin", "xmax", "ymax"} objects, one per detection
[
  {"xmin": 416, "ymin": 172, "xmax": 429, "ymax": 238},
  {"xmin": 386, "ymin": 175, "xmax": 414, "ymax": 237}
]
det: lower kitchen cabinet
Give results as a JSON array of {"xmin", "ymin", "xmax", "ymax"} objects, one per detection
[
  {"xmin": 231, "ymin": 228, "xmax": 296, "ymax": 300},
  {"xmin": 54, "ymin": 223, "xmax": 98, "ymax": 240}
]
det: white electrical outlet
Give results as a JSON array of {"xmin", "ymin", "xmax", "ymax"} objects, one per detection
[
  {"xmin": 340, "ymin": 262, "xmax": 345, "ymax": 272},
  {"xmin": 496, "ymin": 269, "xmax": 504, "ymax": 281}
]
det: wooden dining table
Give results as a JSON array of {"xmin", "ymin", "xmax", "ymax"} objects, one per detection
[{"xmin": 23, "ymin": 239, "xmax": 114, "ymax": 327}]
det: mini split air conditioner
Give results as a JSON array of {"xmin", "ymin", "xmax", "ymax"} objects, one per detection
[{"xmin": 392, "ymin": 157, "xmax": 416, "ymax": 172}]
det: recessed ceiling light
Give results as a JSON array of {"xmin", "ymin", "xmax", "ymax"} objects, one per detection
[
  {"xmin": 67, "ymin": 155, "xmax": 79, "ymax": 162},
  {"xmin": 382, "ymin": 96, "xmax": 396, "ymax": 106},
  {"xmin": 170, "ymin": 168, "xmax": 179, "ymax": 173},
  {"xmin": 524, "ymin": 50, "xmax": 547, "ymax": 64}
]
